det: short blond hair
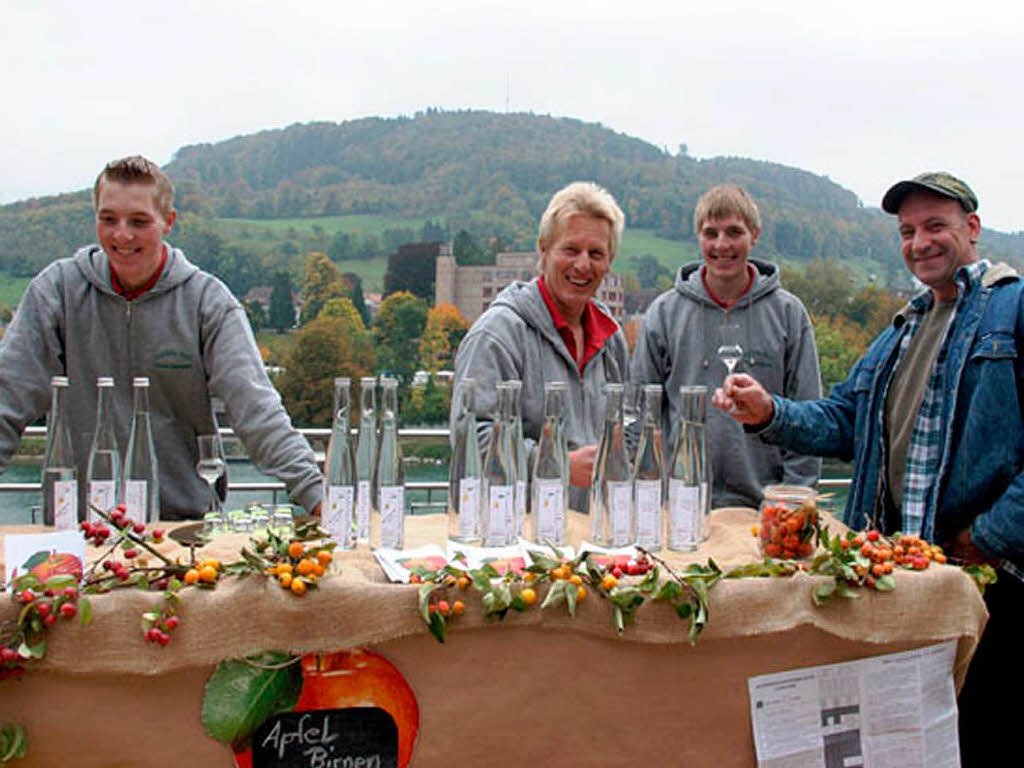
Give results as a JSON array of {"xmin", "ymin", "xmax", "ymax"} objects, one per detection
[
  {"xmin": 693, "ymin": 184, "xmax": 761, "ymax": 236},
  {"xmin": 93, "ymin": 155, "xmax": 175, "ymax": 217},
  {"xmin": 536, "ymin": 181, "xmax": 625, "ymax": 269}
]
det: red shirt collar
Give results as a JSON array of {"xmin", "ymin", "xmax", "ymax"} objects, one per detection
[
  {"xmin": 110, "ymin": 245, "xmax": 167, "ymax": 302},
  {"xmin": 537, "ymin": 277, "xmax": 619, "ymax": 372},
  {"xmin": 702, "ymin": 263, "xmax": 756, "ymax": 309}
]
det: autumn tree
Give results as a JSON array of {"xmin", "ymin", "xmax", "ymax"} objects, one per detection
[
  {"xmin": 300, "ymin": 251, "xmax": 353, "ymax": 326},
  {"xmin": 812, "ymin": 315, "xmax": 870, "ymax": 393},
  {"xmin": 418, "ymin": 303, "xmax": 469, "ymax": 372},
  {"xmin": 374, "ymin": 291, "xmax": 429, "ymax": 386},
  {"xmin": 277, "ymin": 300, "xmax": 376, "ymax": 427}
]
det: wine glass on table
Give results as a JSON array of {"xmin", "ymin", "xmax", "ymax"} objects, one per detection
[{"xmin": 197, "ymin": 434, "xmax": 226, "ymax": 535}]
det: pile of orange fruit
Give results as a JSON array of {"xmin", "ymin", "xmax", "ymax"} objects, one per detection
[{"xmin": 265, "ymin": 541, "xmax": 334, "ymax": 596}]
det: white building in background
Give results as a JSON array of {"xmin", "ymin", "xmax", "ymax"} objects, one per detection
[{"xmin": 435, "ymin": 251, "xmax": 625, "ymax": 324}]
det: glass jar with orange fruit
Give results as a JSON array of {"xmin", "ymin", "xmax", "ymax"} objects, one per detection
[{"xmin": 758, "ymin": 485, "xmax": 818, "ymax": 560}]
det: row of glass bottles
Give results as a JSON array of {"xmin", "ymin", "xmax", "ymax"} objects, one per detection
[
  {"xmin": 591, "ymin": 383, "xmax": 711, "ymax": 552},
  {"xmin": 42, "ymin": 375, "xmax": 159, "ymax": 529},
  {"xmin": 448, "ymin": 378, "xmax": 563, "ymax": 547},
  {"xmin": 448, "ymin": 379, "xmax": 710, "ymax": 552},
  {"xmin": 322, "ymin": 376, "xmax": 404, "ymax": 550}
]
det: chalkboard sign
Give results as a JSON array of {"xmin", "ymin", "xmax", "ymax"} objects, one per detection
[{"xmin": 252, "ymin": 707, "xmax": 398, "ymax": 768}]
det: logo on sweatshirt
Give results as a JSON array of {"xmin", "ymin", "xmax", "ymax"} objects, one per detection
[{"xmin": 153, "ymin": 348, "xmax": 194, "ymax": 370}]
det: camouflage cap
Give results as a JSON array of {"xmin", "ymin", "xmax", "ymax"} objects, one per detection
[{"xmin": 882, "ymin": 172, "xmax": 978, "ymax": 214}]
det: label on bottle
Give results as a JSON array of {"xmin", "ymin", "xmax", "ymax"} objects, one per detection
[
  {"xmin": 635, "ymin": 479, "xmax": 662, "ymax": 548},
  {"xmin": 124, "ymin": 480, "xmax": 148, "ymax": 525},
  {"xmin": 457, "ymin": 477, "xmax": 480, "ymax": 539},
  {"xmin": 52, "ymin": 479, "xmax": 78, "ymax": 530},
  {"xmin": 700, "ymin": 480, "xmax": 710, "ymax": 540},
  {"xmin": 325, "ymin": 484, "xmax": 355, "ymax": 547},
  {"xmin": 485, "ymin": 484, "xmax": 513, "ymax": 545},
  {"xmin": 378, "ymin": 485, "xmax": 404, "ymax": 549},
  {"xmin": 356, "ymin": 480, "xmax": 371, "ymax": 540},
  {"xmin": 608, "ymin": 481, "xmax": 633, "ymax": 545},
  {"xmin": 668, "ymin": 480, "xmax": 700, "ymax": 551},
  {"xmin": 534, "ymin": 479, "xmax": 565, "ymax": 543},
  {"xmin": 88, "ymin": 480, "xmax": 116, "ymax": 523},
  {"xmin": 515, "ymin": 479, "xmax": 527, "ymax": 536}
]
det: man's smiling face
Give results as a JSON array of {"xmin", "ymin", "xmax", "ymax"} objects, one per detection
[
  {"xmin": 539, "ymin": 213, "xmax": 612, "ymax": 321},
  {"xmin": 699, "ymin": 214, "xmax": 758, "ymax": 284},
  {"xmin": 95, "ymin": 180, "xmax": 176, "ymax": 291}
]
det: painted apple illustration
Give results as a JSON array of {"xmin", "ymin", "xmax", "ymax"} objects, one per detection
[
  {"xmin": 22, "ymin": 550, "xmax": 83, "ymax": 582},
  {"xmin": 233, "ymin": 648, "xmax": 419, "ymax": 768}
]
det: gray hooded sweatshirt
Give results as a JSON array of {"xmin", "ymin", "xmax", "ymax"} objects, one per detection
[
  {"xmin": 0, "ymin": 244, "xmax": 323, "ymax": 517},
  {"xmin": 630, "ymin": 259, "xmax": 821, "ymax": 509},
  {"xmin": 451, "ymin": 279, "xmax": 630, "ymax": 513}
]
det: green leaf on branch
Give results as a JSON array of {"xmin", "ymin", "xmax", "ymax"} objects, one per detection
[
  {"xmin": 541, "ymin": 580, "xmax": 568, "ymax": 610},
  {"xmin": 812, "ymin": 581, "xmax": 837, "ymax": 605},
  {"xmin": 201, "ymin": 651, "xmax": 302, "ymax": 746},
  {"xmin": 0, "ymin": 723, "xmax": 27, "ymax": 763},
  {"xmin": 834, "ymin": 582, "xmax": 862, "ymax": 600},
  {"xmin": 873, "ymin": 574, "xmax": 895, "ymax": 592},
  {"xmin": 427, "ymin": 611, "xmax": 446, "ymax": 643},
  {"xmin": 42, "ymin": 575, "xmax": 77, "ymax": 592},
  {"xmin": 78, "ymin": 596, "xmax": 93, "ymax": 627}
]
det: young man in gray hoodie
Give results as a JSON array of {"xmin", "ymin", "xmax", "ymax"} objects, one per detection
[
  {"xmin": 0, "ymin": 156, "xmax": 323, "ymax": 519},
  {"xmin": 630, "ymin": 184, "xmax": 821, "ymax": 509},
  {"xmin": 451, "ymin": 181, "xmax": 630, "ymax": 514}
]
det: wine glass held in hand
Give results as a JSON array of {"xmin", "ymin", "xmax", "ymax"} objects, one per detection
[
  {"xmin": 716, "ymin": 321, "xmax": 744, "ymax": 379},
  {"xmin": 196, "ymin": 434, "xmax": 226, "ymax": 514}
]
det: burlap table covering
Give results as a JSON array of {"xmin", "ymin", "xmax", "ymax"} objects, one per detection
[
  {"xmin": 0, "ymin": 509, "xmax": 989, "ymax": 768},
  {"xmin": 0, "ymin": 508, "xmax": 987, "ymax": 686}
]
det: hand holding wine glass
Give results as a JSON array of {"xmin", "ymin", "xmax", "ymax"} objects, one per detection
[{"xmin": 196, "ymin": 434, "xmax": 226, "ymax": 515}]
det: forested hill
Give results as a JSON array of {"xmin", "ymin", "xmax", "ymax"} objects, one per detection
[{"xmin": 2, "ymin": 109, "xmax": 1022, "ymax": 284}]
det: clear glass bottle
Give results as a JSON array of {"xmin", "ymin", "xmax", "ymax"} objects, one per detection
[
  {"xmin": 124, "ymin": 376, "xmax": 159, "ymax": 524},
  {"xmin": 482, "ymin": 382, "xmax": 517, "ymax": 546},
  {"xmin": 354, "ymin": 376, "xmax": 377, "ymax": 543},
  {"xmin": 324, "ymin": 377, "xmax": 356, "ymax": 549},
  {"xmin": 42, "ymin": 375, "xmax": 78, "ymax": 529},
  {"xmin": 591, "ymin": 383, "xmax": 634, "ymax": 547},
  {"xmin": 86, "ymin": 376, "xmax": 120, "ymax": 524},
  {"xmin": 667, "ymin": 386, "xmax": 706, "ymax": 552},
  {"xmin": 697, "ymin": 385, "xmax": 712, "ymax": 541},
  {"xmin": 371, "ymin": 377, "xmax": 404, "ymax": 549},
  {"xmin": 448, "ymin": 378, "xmax": 482, "ymax": 543},
  {"xmin": 530, "ymin": 381, "xmax": 568, "ymax": 545},
  {"xmin": 633, "ymin": 384, "xmax": 665, "ymax": 550},
  {"xmin": 507, "ymin": 379, "xmax": 528, "ymax": 539}
]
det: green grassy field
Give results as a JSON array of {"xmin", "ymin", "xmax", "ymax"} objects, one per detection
[
  {"xmin": 0, "ymin": 272, "xmax": 31, "ymax": 309},
  {"xmin": 617, "ymin": 229, "xmax": 695, "ymax": 272},
  {"xmin": 217, "ymin": 214, "xmax": 431, "ymax": 238}
]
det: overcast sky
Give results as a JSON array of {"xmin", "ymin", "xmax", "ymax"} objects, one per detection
[{"xmin": 3, "ymin": 0, "xmax": 1022, "ymax": 232}]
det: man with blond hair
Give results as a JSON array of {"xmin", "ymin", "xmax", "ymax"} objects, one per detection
[
  {"xmin": 0, "ymin": 155, "xmax": 323, "ymax": 519},
  {"xmin": 631, "ymin": 184, "xmax": 820, "ymax": 509},
  {"xmin": 452, "ymin": 181, "xmax": 629, "ymax": 513}
]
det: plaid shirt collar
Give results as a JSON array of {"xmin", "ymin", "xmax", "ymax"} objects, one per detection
[{"xmin": 887, "ymin": 261, "xmax": 989, "ymax": 537}]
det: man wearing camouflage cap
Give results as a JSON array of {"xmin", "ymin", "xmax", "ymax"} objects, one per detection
[{"xmin": 712, "ymin": 172, "xmax": 1023, "ymax": 764}]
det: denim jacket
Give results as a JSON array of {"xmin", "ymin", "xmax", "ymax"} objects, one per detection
[{"xmin": 758, "ymin": 262, "xmax": 1024, "ymax": 569}]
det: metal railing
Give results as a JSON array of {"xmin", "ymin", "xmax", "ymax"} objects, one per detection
[
  {"xmin": 4, "ymin": 427, "xmax": 453, "ymax": 520},
  {"xmin": 2, "ymin": 425, "xmax": 850, "ymax": 503}
]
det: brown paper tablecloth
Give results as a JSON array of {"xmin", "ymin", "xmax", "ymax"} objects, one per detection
[{"xmin": 0, "ymin": 508, "xmax": 989, "ymax": 767}]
